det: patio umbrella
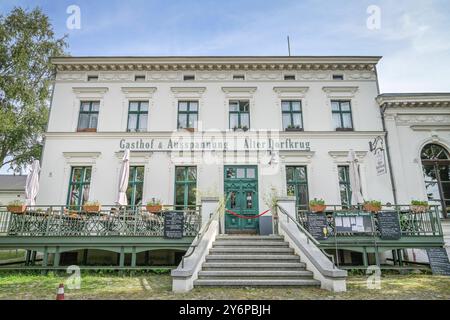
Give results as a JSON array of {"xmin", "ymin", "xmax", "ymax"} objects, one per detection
[
  {"xmin": 116, "ymin": 149, "xmax": 130, "ymax": 206},
  {"xmin": 348, "ymin": 150, "xmax": 364, "ymax": 205},
  {"xmin": 25, "ymin": 160, "xmax": 40, "ymax": 206}
]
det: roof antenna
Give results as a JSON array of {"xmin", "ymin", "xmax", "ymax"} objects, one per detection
[{"xmin": 287, "ymin": 36, "xmax": 291, "ymax": 56}]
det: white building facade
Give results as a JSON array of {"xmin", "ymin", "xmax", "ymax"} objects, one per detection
[{"xmin": 37, "ymin": 56, "xmax": 398, "ymax": 234}]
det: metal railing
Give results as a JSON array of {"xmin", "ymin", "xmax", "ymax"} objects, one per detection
[
  {"xmin": 277, "ymin": 205, "xmax": 336, "ymax": 268},
  {"xmin": 0, "ymin": 205, "xmax": 201, "ymax": 237},
  {"xmin": 296, "ymin": 204, "xmax": 443, "ymax": 238}
]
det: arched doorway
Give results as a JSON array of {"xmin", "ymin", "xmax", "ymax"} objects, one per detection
[{"xmin": 421, "ymin": 143, "xmax": 450, "ymax": 218}]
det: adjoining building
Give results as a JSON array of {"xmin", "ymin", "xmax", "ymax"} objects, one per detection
[
  {"xmin": 0, "ymin": 175, "xmax": 26, "ymax": 205},
  {"xmin": 0, "ymin": 56, "xmax": 448, "ymax": 275}
]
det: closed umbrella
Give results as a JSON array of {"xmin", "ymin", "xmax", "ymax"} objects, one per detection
[
  {"xmin": 348, "ymin": 150, "xmax": 364, "ymax": 205},
  {"xmin": 116, "ymin": 149, "xmax": 130, "ymax": 206},
  {"xmin": 25, "ymin": 160, "xmax": 40, "ymax": 206}
]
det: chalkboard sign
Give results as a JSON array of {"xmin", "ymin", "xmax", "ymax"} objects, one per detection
[
  {"xmin": 427, "ymin": 248, "xmax": 450, "ymax": 276},
  {"xmin": 334, "ymin": 212, "xmax": 373, "ymax": 233},
  {"xmin": 377, "ymin": 211, "xmax": 401, "ymax": 240},
  {"xmin": 306, "ymin": 213, "xmax": 328, "ymax": 240},
  {"xmin": 164, "ymin": 211, "xmax": 184, "ymax": 239}
]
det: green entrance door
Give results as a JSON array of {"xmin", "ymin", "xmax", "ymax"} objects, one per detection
[{"xmin": 224, "ymin": 166, "xmax": 259, "ymax": 234}]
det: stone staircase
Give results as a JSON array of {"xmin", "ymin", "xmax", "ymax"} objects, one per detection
[{"xmin": 194, "ymin": 235, "xmax": 320, "ymax": 287}]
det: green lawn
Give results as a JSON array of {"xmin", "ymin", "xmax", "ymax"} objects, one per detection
[
  {"xmin": 0, "ymin": 250, "xmax": 25, "ymax": 261},
  {"xmin": 0, "ymin": 272, "xmax": 448, "ymax": 300}
]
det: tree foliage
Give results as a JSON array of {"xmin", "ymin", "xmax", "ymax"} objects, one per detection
[{"xmin": 0, "ymin": 7, "xmax": 67, "ymax": 172}]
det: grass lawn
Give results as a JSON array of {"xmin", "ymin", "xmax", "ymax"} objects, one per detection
[
  {"xmin": 0, "ymin": 250, "xmax": 25, "ymax": 261},
  {"xmin": 0, "ymin": 272, "xmax": 448, "ymax": 300}
]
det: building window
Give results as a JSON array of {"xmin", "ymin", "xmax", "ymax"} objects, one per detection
[
  {"xmin": 233, "ymin": 75, "xmax": 245, "ymax": 80},
  {"xmin": 77, "ymin": 101, "xmax": 99, "ymax": 132},
  {"xmin": 229, "ymin": 100, "xmax": 250, "ymax": 131},
  {"xmin": 67, "ymin": 166, "xmax": 92, "ymax": 207},
  {"xmin": 331, "ymin": 100, "xmax": 353, "ymax": 131},
  {"xmin": 338, "ymin": 166, "xmax": 352, "ymax": 208},
  {"xmin": 282, "ymin": 101, "xmax": 303, "ymax": 131},
  {"xmin": 284, "ymin": 75, "xmax": 296, "ymax": 81},
  {"xmin": 286, "ymin": 166, "xmax": 309, "ymax": 209},
  {"xmin": 333, "ymin": 74, "xmax": 344, "ymax": 80},
  {"xmin": 127, "ymin": 101, "xmax": 148, "ymax": 132},
  {"xmin": 177, "ymin": 101, "xmax": 198, "ymax": 129},
  {"xmin": 135, "ymin": 75, "xmax": 146, "ymax": 82},
  {"xmin": 183, "ymin": 75, "xmax": 195, "ymax": 81},
  {"xmin": 175, "ymin": 166, "xmax": 197, "ymax": 209},
  {"xmin": 127, "ymin": 166, "xmax": 144, "ymax": 207},
  {"xmin": 87, "ymin": 75, "xmax": 98, "ymax": 82}
]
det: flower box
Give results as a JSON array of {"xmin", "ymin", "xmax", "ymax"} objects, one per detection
[
  {"xmin": 146, "ymin": 205, "xmax": 162, "ymax": 213},
  {"xmin": 7, "ymin": 205, "xmax": 27, "ymax": 214},
  {"xmin": 83, "ymin": 204, "xmax": 101, "ymax": 213},
  {"xmin": 363, "ymin": 203, "xmax": 382, "ymax": 213},
  {"xmin": 410, "ymin": 205, "xmax": 428, "ymax": 214},
  {"xmin": 309, "ymin": 204, "xmax": 327, "ymax": 213}
]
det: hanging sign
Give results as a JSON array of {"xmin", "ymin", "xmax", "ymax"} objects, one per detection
[{"xmin": 375, "ymin": 149, "xmax": 387, "ymax": 176}]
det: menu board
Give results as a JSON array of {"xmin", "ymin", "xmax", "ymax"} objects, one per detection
[
  {"xmin": 377, "ymin": 211, "xmax": 401, "ymax": 240},
  {"xmin": 334, "ymin": 212, "xmax": 373, "ymax": 233},
  {"xmin": 427, "ymin": 248, "xmax": 450, "ymax": 276},
  {"xmin": 164, "ymin": 211, "xmax": 184, "ymax": 239},
  {"xmin": 306, "ymin": 213, "xmax": 328, "ymax": 240}
]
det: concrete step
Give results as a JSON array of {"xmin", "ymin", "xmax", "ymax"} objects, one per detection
[
  {"xmin": 198, "ymin": 270, "xmax": 314, "ymax": 278},
  {"xmin": 209, "ymin": 247, "xmax": 294, "ymax": 255},
  {"xmin": 194, "ymin": 279, "xmax": 321, "ymax": 287},
  {"xmin": 205, "ymin": 255, "xmax": 300, "ymax": 262},
  {"xmin": 202, "ymin": 262, "xmax": 307, "ymax": 270},
  {"xmin": 213, "ymin": 241, "xmax": 289, "ymax": 247},
  {"xmin": 216, "ymin": 235, "xmax": 285, "ymax": 241}
]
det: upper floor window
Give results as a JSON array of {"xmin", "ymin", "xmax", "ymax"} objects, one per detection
[
  {"xmin": 284, "ymin": 75, "xmax": 296, "ymax": 81},
  {"xmin": 331, "ymin": 100, "xmax": 353, "ymax": 131},
  {"xmin": 229, "ymin": 100, "xmax": 250, "ymax": 131},
  {"xmin": 178, "ymin": 101, "xmax": 198, "ymax": 130},
  {"xmin": 282, "ymin": 100, "xmax": 303, "ymax": 131},
  {"xmin": 233, "ymin": 75, "xmax": 245, "ymax": 80},
  {"xmin": 183, "ymin": 75, "xmax": 195, "ymax": 81},
  {"xmin": 135, "ymin": 75, "xmax": 146, "ymax": 82},
  {"xmin": 77, "ymin": 101, "xmax": 99, "ymax": 132},
  {"xmin": 127, "ymin": 101, "xmax": 148, "ymax": 132},
  {"xmin": 332, "ymin": 74, "xmax": 344, "ymax": 80},
  {"xmin": 87, "ymin": 75, "xmax": 98, "ymax": 82}
]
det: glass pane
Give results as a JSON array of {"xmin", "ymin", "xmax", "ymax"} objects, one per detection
[
  {"xmin": 298, "ymin": 184, "xmax": 309, "ymax": 207},
  {"xmin": 425, "ymin": 181, "xmax": 441, "ymax": 201},
  {"xmin": 226, "ymin": 168, "xmax": 235, "ymax": 179},
  {"xmin": 292, "ymin": 113, "xmax": 302, "ymax": 127},
  {"xmin": 287, "ymin": 184, "xmax": 295, "ymax": 196},
  {"xmin": 72, "ymin": 168, "xmax": 82, "ymax": 182},
  {"xmin": 84, "ymin": 168, "xmax": 92, "ymax": 182},
  {"xmin": 236, "ymin": 168, "xmax": 245, "ymax": 178},
  {"xmin": 246, "ymin": 168, "xmax": 255, "ymax": 179},
  {"xmin": 246, "ymin": 192, "xmax": 253, "ymax": 209},
  {"xmin": 338, "ymin": 167, "xmax": 348, "ymax": 183},
  {"xmin": 78, "ymin": 114, "xmax": 89, "ymax": 129},
  {"xmin": 230, "ymin": 192, "xmax": 237, "ymax": 209},
  {"xmin": 229, "ymin": 101, "xmax": 239, "ymax": 112},
  {"xmin": 291, "ymin": 101, "xmax": 301, "ymax": 111},
  {"xmin": 89, "ymin": 114, "xmax": 98, "ymax": 129},
  {"xmin": 296, "ymin": 167, "xmax": 306, "ymax": 181},
  {"xmin": 69, "ymin": 184, "xmax": 80, "ymax": 206},
  {"xmin": 80, "ymin": 102, "xmax": 91, "ymax": 112},
  {"xmin": 188, "ymin": 101, "xmax": 198, "ymax": 112},
  {"xmin": 282, "ymin": 114, "xmax": 291, "ymax": 130},
  {"xmin": 134, "ymin": 183, "xmax": 143, "ymax": 206},
  {"xmin": 439, "ymin": 165, "xmax": 450, "ymax": 182},
  {"xmin": 188, "ymin": 114, "xmax": 197, "ymax": 128},
  {"xmin": 286, "ymin": 167, "xmax": 294, "ymax": 181},
  {"xmin": 331, "ymin": 101, "xmax": 340, "ymax": 111},
  {"xmin": 281, "ymin": 101, "xmax": 290, "ymax": 112},
  {"xmin": 175, "ymin": 184, "xmax": 185, "ymax": 206},
  {"xmin": 240, "ymin": 101, "xmax": 249, "ymax": 112},
  {"xmin": 91, "ymin": 102, "xmax": 100, "ymax": 112},
  {"xmin": 442, "ymin": 182, "xmax": 450, "ymax": 200},
  {"xmin": 229, "ymin": 114, "xmax": 239, "ymax": 129},
  {"xmin": 187, "ymin": 184, "xmax": 196, "ymax": 206},
  {"xmin": 135, "ymin": 167, "xmax": 144, "ymax": 182},
  {"xmin": 240, "ymin": 113, "xmax": 250, "ymax": 128},
  {"xmin": 340, "ymin": 101, "xmax": 351, "ymax": 111},
  {"xmin": 332, "ymin": 113, "xmax": 342, "ymax": 129},
  {"xmin": 178, "ymin": 102, "xmax": 188, "ymax": 112},
  {"xmin": 126, "ymin": 185, "xmax": 133, "ymax": 206},
  {"xmin": 128, "ymin": 114, "xmax": 138, "ymax": 131},
  {"xmin": 423, "ymin": 165, "xmax": 437, "ymax": 181},
  {"xmin": 139, "ymin": 102, "xmax": 149, "ymax": 112},
  {"xmin": 81, "ymin": 184, "xmax": 90, "ymax": 205},
  {"xmin": 342, "ymin": 113, "xmax": 353, "ymax": 128},
  {"xmin": 138, "ymin": 114, "xmax": 148, "ymax": 131},
  {"xmin": 187, "ymin": 167, "xmax": 197, "ymax": 181},
  {"xmin": 178, "ymin": 114, "xmax": 187, "ymax": 128},
  {"xmin": 175, "ymin": 167, "xmax": 185, "ymax": 181}
]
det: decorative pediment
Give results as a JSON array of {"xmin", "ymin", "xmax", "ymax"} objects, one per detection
[
  {"xmin": 121, "ymin": 87, "xmax": 157, "ymax": 98},
  {"xmin": 114, "ymin": 151, "xmax": 153, "ymax": 164},
  {"xmin": 63, "ymin": 152, "xmax": 101, "ymax": 164},
  {"xmin": 170, "ymin": 87, "xmax": 206, "ymax": 98},
  {"xmin": 72, "ymin": 87, "xmax": 108, "ymax": 99},
  {"xmin": 222, "ymin": 87, "xmax": 257, "ymax": 98},
  {"xmin": 273, "ymin": 87, "xmax": 309, "ymax": 99},
  {"xmin": 328, "ymin": 151, "xmax": 367, "ymax": 163},
  {"xmin": 322, "ymin": 86, "xmax": 359, "ymax": 98}
]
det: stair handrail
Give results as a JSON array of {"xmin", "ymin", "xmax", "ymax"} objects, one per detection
[
  {"xmin": 181, "ymin": 202, "xmax": 223, "ymax": 268},
  {"xmin": 277, "ymin": 204, "xmax": 336, "ymax": 268}
]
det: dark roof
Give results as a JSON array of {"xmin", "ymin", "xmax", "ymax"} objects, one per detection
[{"xmin": 0, "ymin": 175, "xmax": 27, "ymax": 191}]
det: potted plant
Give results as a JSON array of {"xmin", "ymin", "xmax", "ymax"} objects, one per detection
[
  {"xmin": 83, "ymin": 200, "xmax": 102, "ymax": 213},
  {"xmin": 410, "ymin": 200, "xmax": 429, "ymax": 214},
  {"xmin": 363, "ymin": 200, "xmax": 382, "ymax": 213},
  {"xmin": 146, "ymin": 198, "xmax": 163, "ymax": 213},
  {"xmin": 7, "ymin": 200, "xmax": 27, "ymax": 214},
  {"xmin": 309, "ymin": 198, "xmax": 326, "ymax": 213},
  {"xmin": 185, "ymin": 127, "xmax": 195, "ymax": 133},
  {"xmin": 286, "ymin": 124, "xmax": 303, "ymax": 132},
  {"xmin": 233, "ymin": 125, "xmax": 249, "ymax": 132}
]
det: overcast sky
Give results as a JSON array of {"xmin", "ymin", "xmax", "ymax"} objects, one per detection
[{"xmin": 1, "ymin": 0, "xmax": 449, "ymax": 174}]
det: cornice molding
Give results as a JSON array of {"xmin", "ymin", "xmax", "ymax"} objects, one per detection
[
  {"xmin": 328, "ymin": 151, "xmax": 367, "ymax": 162},
  {"xmin": 273, "ymin": 86, "xmax": 309, "ymax": 95},
  {"xmin": 72, "ymin": 87, "xmax": 109, "ymax": 95},
  {"xmin": 121, "ymin": 87, "xmax": 157, "ymax": 95},
  {"xmin": 322, "ymin": 86, "xmax": 359, "ymax": 94},
  {"xmin": 222, "ymin": 87, "xmax": 257, "ymax": 94}
]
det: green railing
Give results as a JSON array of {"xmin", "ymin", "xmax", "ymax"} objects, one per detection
[
  {"xmin": 296, "ymin": 205, "xmax": 443, "ymax": 238},
  {"xmin": 0, "ymin": 205, "xmax": 201, "ymax": 237}
]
